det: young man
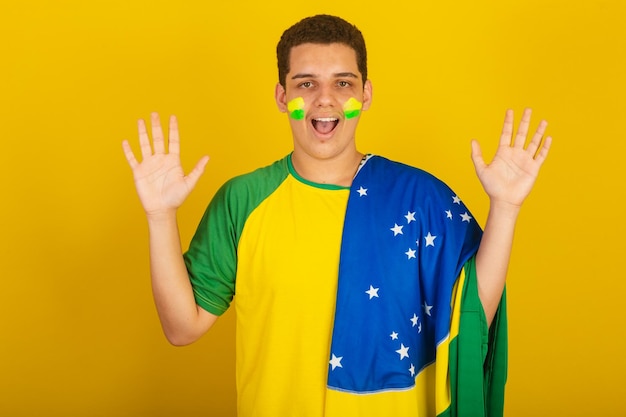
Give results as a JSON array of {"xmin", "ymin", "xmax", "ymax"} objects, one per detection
[{"xmin": 122, "ymin": 14, "xmax": 551, "ymax": 417}]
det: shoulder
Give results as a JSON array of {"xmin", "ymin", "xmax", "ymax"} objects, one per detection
[
  {"xmin": 204, "ymin": 155, "xmax": 292, "ymax": 227},
  {"xmin": 359, "ymin": 155, "xmax": 453, "ymax": 193},
  {"xmin": 215, "ymin": 155, "xmax": 290, "ymax": 201},
  {"xmin": 224, "ymin": 155, "xmax": 289, "ymax": 189}
]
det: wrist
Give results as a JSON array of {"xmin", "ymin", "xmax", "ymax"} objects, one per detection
[
  {"xmin": 146, "ymin": 209, "xmax": 178, "ymax": 225},
  {"xmin": 487, "ymin": 199, "xmax": 522, "ymax": 222}
]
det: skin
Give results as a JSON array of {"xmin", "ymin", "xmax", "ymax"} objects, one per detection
[
  {"xmin": 472, "ymin": 108, "xmax": 551, "ymax": 323},
  {"xmin": 122, "ymin": 41, "xmax": 551, "ymax": 345},
  {"xmin": 275, "ymin": 43, "xmax": 372, "ymax": 186},
  {"xmin": 122, "ymin": 114, "xmax": 215, "ymax": 345}
]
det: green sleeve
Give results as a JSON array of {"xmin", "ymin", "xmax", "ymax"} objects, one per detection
[{"xmin": 183, "ymin": 156, "xmax": 290, "ymax": 316}]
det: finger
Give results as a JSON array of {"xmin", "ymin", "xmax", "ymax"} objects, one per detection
[
  {"xmin": 137, "ymin": 118, "xmax": 153, "ymax": 160},
  {"xmin": 513, "ymin": 108, "xmax": 532, "ymax": 149},
  {"xmin": 185, "ymin": 155, "xmax": 210, "ymax": 190},
  {"xmin": 525, "ymin": 119, "xmax": 548, "ymax": 157},
  {"xmin": 151, "ymin": 112, "xmax": 166, "ymax": 154},
  {"xmin": 470, "ymin": 139, "xmax": 487, "ymax": 172},
  {"xmin": 499, "ymin": 109, "xmax": 515, "ymax": 147},
  {"xmin": 121, "ymin": 140, "xmax": 139, "ymax": 169},
  {"xmin": 168, "ymin": 115, "xmax": 180, "ymax": 156},
  {"xmin": 533, "ymin": 135, "xmax": 552, "ymax": 165}
]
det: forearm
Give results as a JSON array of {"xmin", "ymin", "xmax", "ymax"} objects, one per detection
[
  {"xmin": 147, "ymin": 211, "xmax": 216, "ymax": 345},
  {"xmin": 475, "ymin": 201, "xmax": 520, "ymax": 326}
]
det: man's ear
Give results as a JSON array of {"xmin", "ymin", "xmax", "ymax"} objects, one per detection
[
  {"xmin": 362, "ymin": 79, "xmax": 373, "ymax": 111},
  {"xmin": 275, "ymin": 83, "xmax": 288, "ymax": 113}
]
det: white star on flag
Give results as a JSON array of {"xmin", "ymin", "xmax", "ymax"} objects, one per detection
[
  {"xmin": 410, "ymin": 313, "xmax": 419, "ymax": 327},
  {"xmin": 423, "ymin": 302, "xmax": 433, "ymax": 316},
  {"xmin": 396, "ymin": 344, "xmax": 410, "ymax": 360},
  {"xmin": 357, "ymin": 186, "xmax": 368, "ymax": 197},
  {"xmin": 390, "ymin": 223, "xmax": 404, "ymax": 236},
  {"xmin": 460, "ymin": 212, "xmax": 472, "ymax": 222},
  {"xmin": 330, "ymin": 354, "xmax": 343, "ymax": 370},
  {"xmin": 409, "ymin": 363, "xmax": 416, "ymax": 377},
  {"xmin": 424, "ymin": 232, "xmax": 437, "ymax": 247},
  {"xmin": 405, "ymin": 248, "xmax": 416, "ymax": 259},
  {"xmin": 390, "ymin": 331, "xmax": 398, "ymax": 340},
  {"xmin": 453, "ymin": 195, "xmax": 461, "ymax": 204},
  {"xmin": 446, "ymin": 210, "xmax": 453, "ymax": 220},
  {"xmin": 365, "ymin": 285, "xmax": 380, "ymax": 299},
  {"xmin": 404, "ymin": 211, "xmax": 416, "ymax": 223}
]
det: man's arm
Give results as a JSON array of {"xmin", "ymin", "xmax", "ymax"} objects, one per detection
[
  {"xmin": 122, "ymin": 112, "xmax": 217, "ymax": 345},
  {"xmin": 471, "ymin": 108, "xmax": 552, "ymax": 326}
]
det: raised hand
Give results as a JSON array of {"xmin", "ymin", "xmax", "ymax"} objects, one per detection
[
  {"xmin": 471, "ymin": 108, "xmax": 552, "ymax": 209},
  {"xmin": 122, "ymin": 113, "xmax": 209, "ymax": 216}
]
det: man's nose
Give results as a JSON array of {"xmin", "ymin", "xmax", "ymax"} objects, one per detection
[{"xmin": 313, "ymin": 84, "xmax": 335, "ymax": 108}]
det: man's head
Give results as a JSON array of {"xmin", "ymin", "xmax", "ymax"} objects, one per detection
[{"xmin": 276, "ymin": 15, "xmax": 367, "ymax": 88}]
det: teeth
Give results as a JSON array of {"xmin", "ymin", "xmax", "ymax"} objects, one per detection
[{"xmin": 314, "ymin": 117, "xmax": 338, "ymax": 122}]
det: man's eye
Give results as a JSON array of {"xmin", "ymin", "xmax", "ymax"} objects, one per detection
[
  {"xmin": 338, "ymin": 81, "xmax": 350, "ymax": 87},
  {"xmin": 300, "ymin": 81, "xmax": 313, "ymax": 88}
]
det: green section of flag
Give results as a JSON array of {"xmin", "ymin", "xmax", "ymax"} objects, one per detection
[{"xmin": 438, "ymin": 258, "xmax": 508, "ymax": 417}]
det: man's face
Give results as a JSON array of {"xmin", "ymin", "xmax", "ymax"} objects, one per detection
[{"xmin": 275, "ymin": 42, "xmax": 372, "ymax": 164}]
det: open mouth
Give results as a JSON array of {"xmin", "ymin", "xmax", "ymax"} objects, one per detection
[{"xmin": 312, "ymin": 117, "xmax": 339, "ymax": 135}]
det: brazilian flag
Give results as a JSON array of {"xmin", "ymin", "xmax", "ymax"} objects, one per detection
[{"xmin": 323, "ymin": 155, "xmax": 507, "ymax": 416}]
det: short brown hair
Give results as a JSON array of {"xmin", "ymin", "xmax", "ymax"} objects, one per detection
[{"xmin": 276, "ymin": 15, "xmax": 368, "ymax": 88}]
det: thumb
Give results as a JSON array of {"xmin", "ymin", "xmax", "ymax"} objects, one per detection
[
  {"xmin": 185, "ymin": 155, "xmax": 210, "ymax": 190},
  {"xmin": 470, "ymin": 139, "xmax": 486, "ymax": 172}
]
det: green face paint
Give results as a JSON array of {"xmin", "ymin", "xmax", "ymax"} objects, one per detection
[
  {"xmin": 343, "ymin": 97, "xmax": 363, "ymax": 119},
  {"xmin": 287, "ymin": 97, "xmax": 305, "ymax": 120}
]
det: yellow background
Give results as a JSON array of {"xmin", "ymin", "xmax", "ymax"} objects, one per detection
[{"xmin": 1, "ymin": 1, "xmax": 624, "ymax": 415}]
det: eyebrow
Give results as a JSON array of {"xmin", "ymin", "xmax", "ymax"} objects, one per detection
[{"xmin": 291, "ymin": 72, "xmax": 360, "ymax": 80}]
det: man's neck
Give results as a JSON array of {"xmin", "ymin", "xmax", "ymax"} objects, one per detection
[{"xmin": 291, "ymin": 151, "xmax": 365, "ymax": 187}]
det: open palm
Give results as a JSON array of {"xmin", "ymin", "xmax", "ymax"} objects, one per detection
[
  {"xmin": 122, "ymin": 113, "xmax": 209, "ymax": 216},
  {"xmin": 471, "ymin": 108, "xmax": 552, "ymax": 208}
]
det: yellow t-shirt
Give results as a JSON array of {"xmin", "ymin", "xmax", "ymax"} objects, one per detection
[
  {"xmin": 184, "ymin": 154, "xmax": 504, "ymax": 417},
  {"xmin": 185, "ymin": 155, "xmax": 349, "ymax": 415}
]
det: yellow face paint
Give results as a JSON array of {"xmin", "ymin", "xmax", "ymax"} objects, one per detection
[
  {"xmin": 287, "ymin": 97, "xmax": 305, "ymax": 120},
  {"xmin": 343, "ymin": 97, "xmax": 363, "ymax": 119}
]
